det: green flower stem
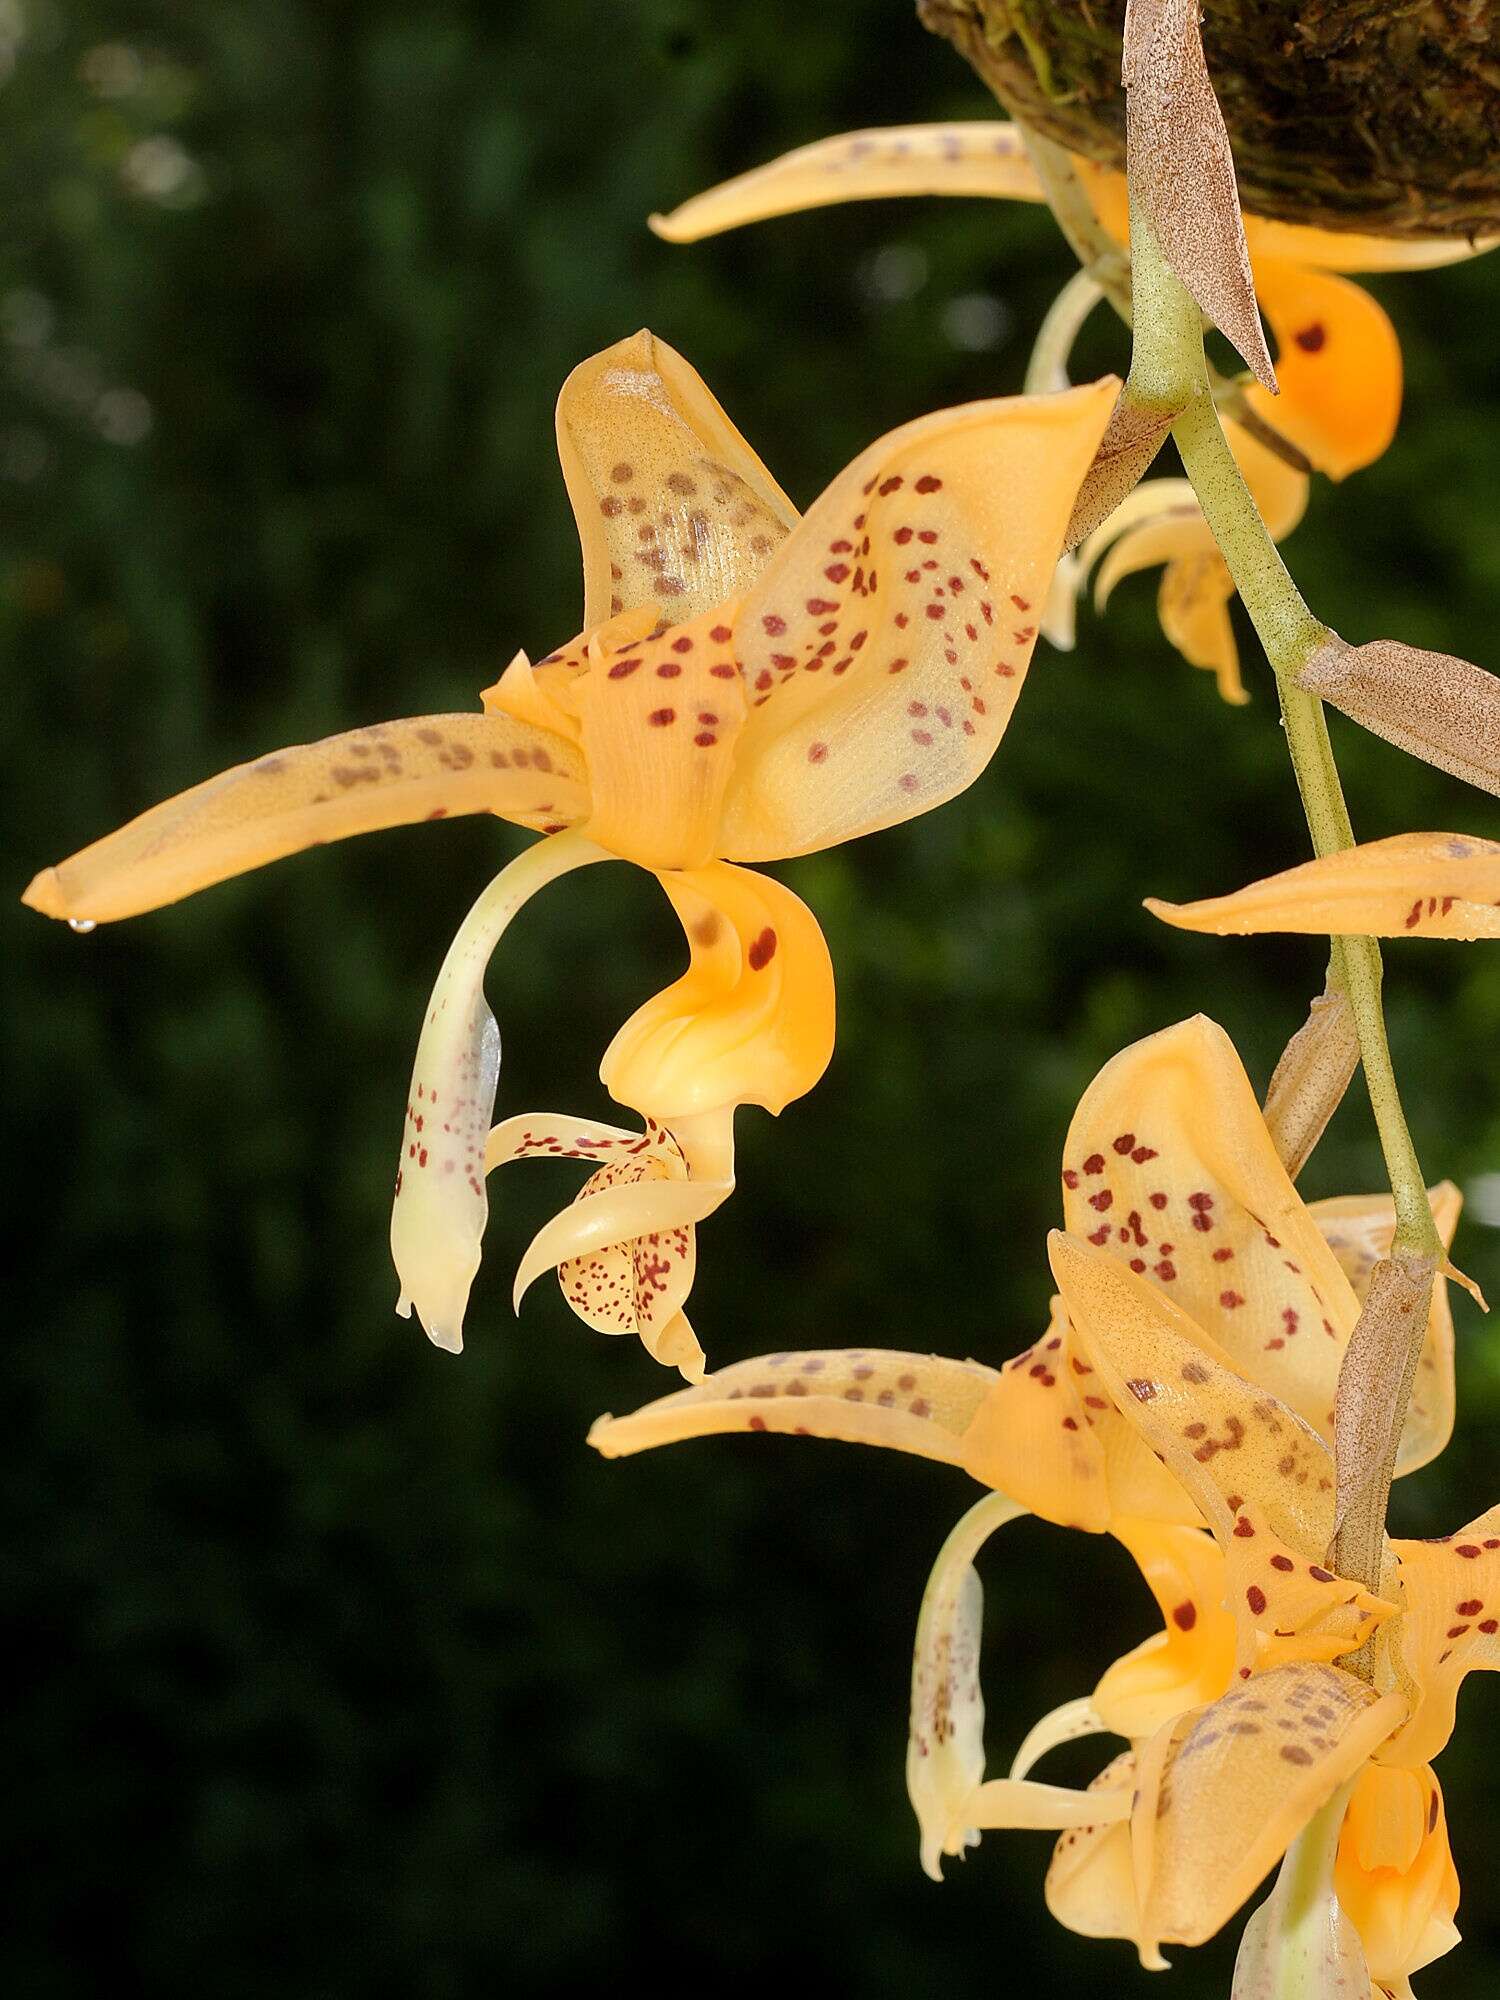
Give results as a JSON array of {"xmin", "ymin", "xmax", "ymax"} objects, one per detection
[
  {"xmin": 1125, "ymin": 208, "xmax": 1440, "ymax": 1270},
  {"xmin": 1260, "ymin": 1779, "xmax": 1362, "ymax": 2000}
]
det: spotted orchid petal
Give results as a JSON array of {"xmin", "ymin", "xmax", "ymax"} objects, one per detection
[
  {"xmin": 1092, "ymin": 1519, "xmax": 1237, "ymax": 1741},
  {"xmin": 649, "ymin": 123, "xmax": 1045, "ymax": 243},
  {"xmin": 588, "ymin": 1347, "xmax": 1007, "ymax": 1473},
  {"xmin": 485, "ymin": 1114, "xmax": 708, "ymax": 1378},
  {"xmin": 1335, "ymin": 1763, "xmax": 1461, "ymax": 1993},
  {"xmin": 1060, "ymin": 1016, "xmax": 1362, "ymax": 1450},
  {"xmin": 390, "ymin": 831, "xmax": 611, "ymax": 1352},
  {"xmin": 1131, "ymin": 1666, "xmax": 1407, "ymax": 1960},
  {"xmin": 600, "ymin": 860, "xmax": 835, "ymax": 1123},
  {"xmin": 564, "ymin": 603, "xmax": 753, "ymax": 870},
  {"xmin": 555, "ymin": 329, "xmax": 796, "ymax": 629},
  {"xmin": 1146, "ymin": 832, "xmax": 1500, "ymax": 940},
  {"xmin": 21, "ymin": 713, "xmax": 588, "ymax": 926},
  {"xmin": 1049, "ymin": 1233, "xmax": 1393, "ymax": 1673},
  {"xmin": 1310, "ymin": 1184, "xmax": 1463, "ymax": 1478},
  {"xmin": 717, "ymin": 379, "xmax": 1118, "ymax": 859},
  {"xmin": 1383, "ymin": 1505, "xmax": 1500, "ymax": 1767},
  {"xmin": 1246, "ymin": 258, "xmax": 1401, "ymax": 479}
]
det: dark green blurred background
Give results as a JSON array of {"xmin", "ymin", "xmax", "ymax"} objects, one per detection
[{"xmin": 6, "ymin": 3, "xmax": 1498, "ymax": 1994}]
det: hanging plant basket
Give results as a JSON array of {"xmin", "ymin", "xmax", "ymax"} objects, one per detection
[{"xmin": 920, "ymin": 0, "xmax": 1500, "ymax": 238}]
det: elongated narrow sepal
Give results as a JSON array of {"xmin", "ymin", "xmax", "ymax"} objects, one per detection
[
  {"xmin": 1299, "ymin": 636, "xmax": 1500, "ymax": 800},
  {"xmin": 649, "ymin": 122, "xmax": 1045, "ymax": 242},
  {"xmin": 22, "ymin": 714, "xmax": 589, "ymax": 925},
  {"xmin": 1146, "ymin": 832, "xmax": 1500, "ymax": 940},
  {"xmin": 588, "ymin": 1348, "xmax": 1002, "ymax": 1469},
  {"xmin": 1122, "ymin": 0, "xmax": 1276, "ymax": 392}
]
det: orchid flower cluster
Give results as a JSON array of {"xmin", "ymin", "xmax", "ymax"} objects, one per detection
[{"xmin": 23, "ymin": 2, "xmax": 1500, "ymax": 1994}]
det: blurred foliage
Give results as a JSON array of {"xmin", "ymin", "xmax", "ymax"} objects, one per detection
[{"xmin": 4, "ymin": 2, "xmax": 1498, "ymax": 1995}]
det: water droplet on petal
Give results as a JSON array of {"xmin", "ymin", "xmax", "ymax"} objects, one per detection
[{"xmin": 68, "ymin": 917, "xmax": 97, "ymax": 933}]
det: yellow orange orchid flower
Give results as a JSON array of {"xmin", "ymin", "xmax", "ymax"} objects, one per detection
[
  {"xmin": 1147, "ymin": 830, "xmax": 1500, "ymax": 940},
  {"xmin": 1031, "ymin": 1230, "xmax": 1492, "ymax": 1991},
  {"xmin": 23, "ymin": 331, "xmax": 1114, "ymax": 1366},
  {"xmin": 587, "ymin": 1015, "xmax": 1477, "ymax": 1980},
  {"xmin": 648, "ymin": 119, "xmax": 1494, "ymax": 709}
]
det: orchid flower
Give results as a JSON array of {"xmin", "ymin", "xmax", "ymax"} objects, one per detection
[
  {"xmin": 587, "ymin": 1014, "xmax": 1478, "ymax": 1979},
  {"xmin": 1032, "ymin": 1229, "xmax": 1492, "ymax": 1996},
  {"xmin": 24, "ymin": 330, "xmax": 1115, "ymax": 1364},
  {"xmin": 649, "ymin": 119, "xmax": 1492, "ymax": 706}
]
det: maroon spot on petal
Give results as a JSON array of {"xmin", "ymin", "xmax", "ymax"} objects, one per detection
[
  {"xmin": 1127, "ymin": 1378, "xmax": 1158, "ymax": 1402},
  {"xmin": 1172, "ymin": 1602, "xmax": 1197, "ymax": 1631},
  {"xmin": 762, "ymin": 613, "xmax": 786, "ymax": 636},
  {"xmin": 915, "ymin": 474, "xmax": 943, "ymax": 493},
  {"xmin": 1246, "ymin": 1585, "xmax": 1268, "ymax": 1615},
  {"xmin": 648, "ymin": 707, "xmax": 676, "ymax": 727},
  {"xmin": 1294, "ymin": 323, "xmax": 1327, "ymax": 353},
  {"xmin": 748, "ymin": 927, "xmax": 778, "ymax": 971},
  {"xmin": 807, "ymin": 742, "xmax": 828, "ymax": 764}
]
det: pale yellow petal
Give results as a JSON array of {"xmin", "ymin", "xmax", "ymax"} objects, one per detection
[
  {"xmin": 1060, "ymin": 1015, "xmax": 1361, "ymax": 1447},
  {"xmin": 390, "ymin": 832, "xmax": 611, "ymax": 1352},
  {"xmin": 718, "ymin": 379, "xmax": 1118, "ymax": 859},
  {"xmin": 650, "ymin": 123, "xmax": 1044, "ymax": 243},
  {"xmin": 1045, "ymin": 1753, "xmax": 1145, "ymax": 1952},
  {"xmin": 1146, "ymin": 832, "xmax": 1500, "ymax": 941},
  {"xmin": 556, "ymin": 330, "xmax": 795, "ymax": 630},
  {"xmin": 1138, "ymin": 1665, "xmax": 1407, "ymax": 1953},
  {"xmin": 22, "ymin": 714, "xmax": 588, "ymax": 926},
  {"xmin": 485, "ymin": 1112, "xmax": 646, "ymax": 1171},
  {"xmin": 600, "ymin": 861, "xmax": 834, "ymax": 1122}
]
